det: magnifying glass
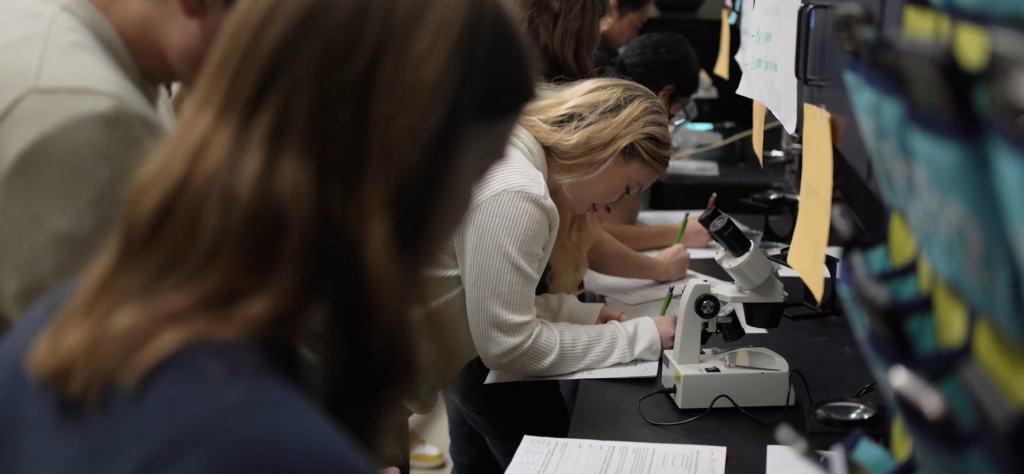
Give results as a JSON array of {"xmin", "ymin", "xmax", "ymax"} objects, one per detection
[{"xmin": 814, "ymin": 398, "xmax": 879, "ymax": 427}]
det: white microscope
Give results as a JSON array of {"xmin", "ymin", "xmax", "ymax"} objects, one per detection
[{"xmin": 660, "ymin": 208, "xmax": 795, "ymax": 409}]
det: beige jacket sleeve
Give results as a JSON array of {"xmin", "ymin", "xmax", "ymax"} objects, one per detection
[
  {"xmin": 0, "ymin": 100, "xmax": 160, "ymax": 322},
  {"xmin": 453, "ymin": 190, "xmax": 662, "ymax": 376}
]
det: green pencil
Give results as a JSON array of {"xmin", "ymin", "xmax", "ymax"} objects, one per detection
[
  {"xmin": 673, "ymin": 213, "xmax": 690, "ymax": 245},
  {"xmin": 659, "ymin": 285, "xmax": 675, "ymax": 316}
]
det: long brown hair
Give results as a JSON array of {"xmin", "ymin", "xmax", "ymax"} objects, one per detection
[
  {"xmin": 505, "ymin": 0, "xmax": 609, "ymax": 82},
  {"xmin": 27, "ymin": 0, "xmax": 533, "ymax": 447},
  {"xmin": 519, "ymin": 78, "xmax": 670, "ymax": 293}
]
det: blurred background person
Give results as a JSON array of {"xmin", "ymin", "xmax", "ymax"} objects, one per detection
[
  {"xmin": 505, "ymin": 0, "xmax": 693, "ymax": 288},
  {"xmin": 608, "ymin": 31, "xmax": 701, "ymax": 118},
  {"xmin": 598, "ymin": 32, "xmax": 712, "ymax": 251},
  {"xmin": 504, "ymin": 0, "xmax": 609, "ymax": 82},
  {"xmin": 0, "ymin": 0, "xmax": 234, "ymax": 329},
  {"xmin": 0, "ymin": 0, "xmax": 535, "ymax": 473},
  {"xmin": 594, "ymin": 0, "xmax": 653, "ymax": 72}
]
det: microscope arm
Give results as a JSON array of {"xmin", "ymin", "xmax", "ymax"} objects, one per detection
[
  {"xmin": 671, "ymin": 240, "xmax": 786, "ymax": 364},
  {"xmin": 659, "ymin": 211, "xmax": 795, "ymax": 409}
]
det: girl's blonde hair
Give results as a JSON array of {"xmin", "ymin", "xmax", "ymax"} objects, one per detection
[{"xmin": 519, "ymin": 78, "xmax": 671, "ymax": 293}]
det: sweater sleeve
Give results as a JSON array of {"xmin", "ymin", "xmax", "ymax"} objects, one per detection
[
  {"xmin": 453, "ymin": 190, "xmax": 662, "ymax": 376},
  {"xmin": 0, "ymin": 105, "xmax": 160, "ymax": 322},
  {"xmin": 534, "ymin": 293, "xmax": 602, "ymax": 325}
]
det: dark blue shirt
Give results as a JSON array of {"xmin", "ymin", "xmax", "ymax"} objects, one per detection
[{"xmin": 0, "ymin": 288, "xmax": 379, "ymax": 474}]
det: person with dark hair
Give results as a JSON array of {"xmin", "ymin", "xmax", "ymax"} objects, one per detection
[
  {"xmin": 0, "ymin": 0, "xmax": 535, "ymax": 473},
  {"xmin": 504, "ymin": 0, "xmax": 609, "ymax": 82},
  {"xmin": 594, "ymin": 0, "xmax": 653, "ymax": 71},
  {"xmin": 600, "ymin": 32, "xmax": 713, "ymax": 251},
  {"xmin": 613, "ymin": 31, "xmax": 702, "ymax": 117}
]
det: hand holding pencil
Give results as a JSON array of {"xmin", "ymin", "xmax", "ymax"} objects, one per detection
[
  {"xmin": 653, "ymin": 244, "xmax": 691, "ymax": 282},
  {"xmin": 673, "ymin": 213, "xmax": 690, "ymax": 246}
]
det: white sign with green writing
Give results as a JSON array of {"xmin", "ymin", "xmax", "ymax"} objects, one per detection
[{"xmin": 735, "ymin": 0, "xmax": 801, "ymax": 134}]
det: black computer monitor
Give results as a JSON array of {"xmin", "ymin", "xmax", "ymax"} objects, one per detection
[{"xmin": 798, "ymin": 0, "xmax": 891, "ymax": 236}]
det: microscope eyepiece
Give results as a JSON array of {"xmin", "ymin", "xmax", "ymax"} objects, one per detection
[{"xmin": 709, "ymin": 215, "xmax": 752, "ymax": 257}]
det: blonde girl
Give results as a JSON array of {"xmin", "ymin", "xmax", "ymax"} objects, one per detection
[{"xmin": 429, "ymin": 78, "xmax": 677, "ymax": 474}]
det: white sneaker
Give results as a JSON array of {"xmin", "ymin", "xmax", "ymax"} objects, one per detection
[{"xmin": 409, "ymin": 436, "xmax": 446, "ymax": 469}]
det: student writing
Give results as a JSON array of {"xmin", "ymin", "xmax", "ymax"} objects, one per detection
[
  {"xmin": 599, "ymin": 32, "xmax": 715, "ymax": 251},
  {"xmin": 428, "ymin": 78, "xmax": 678, "ymax": 474}
]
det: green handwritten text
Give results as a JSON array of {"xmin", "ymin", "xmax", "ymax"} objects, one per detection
[
  {"xmin": 753, "ymin": 28, "xmax": 773, "ymax": 45},
  {"xmin": 758, "ymin": 3, "xmax": 781, "ymax": 16},
  {"xmin": 750, "ymin": 56, "xmax": 779, "ymax": 73}
]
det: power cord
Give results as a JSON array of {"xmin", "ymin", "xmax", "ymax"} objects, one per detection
[
  {"xmin": 791, "ymin": 370, "xmax": 815, "ymax": 406},
  {"xmin": 854, "ymin": 381, "xmax": 877, "ymax": 399},
  {"xmin": 638, "ymin": 370, "xmax": 804, "ymax": 426},
  {"xmin": 638, "ymin": 370, "xmax": 880, "ymax": 427}
]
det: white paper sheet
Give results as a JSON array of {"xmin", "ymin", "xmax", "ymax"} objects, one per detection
[
  {"xmin": 775, "ymin": 265, "xmax": 827, "ymax": 278},
  {"xmin": 668, "ymin": 160, "xmax": 720, "ymax": 176},
  {"xmin": 506, "ymin": 436, "xmax": 728, "ymax": 474},
  {"xmin": 635, "ymin": 210, "xmax": 707, "ymax": 227},
  {"xmin": 735, "ymin": 0, "xmax": 802, "ymax": 134},
  {"xmin": 584, "ymin": 270, "xmax": 714, "ymax": 306},
  {"xmin": 484, "ymin": 359, "xmax": 658, "ymax": 384},
  {"xmin": 633, "ymin": 211, "xmax": 762, "ymax": 249},
  {"xmin": 591, "ymin": 278, "xmax": 769, "ymax": 335},
  {"xmin": 766, "ymin": 445, "xmax": 842, "ymax": 474},
  {"xmin": 639, "ymin": 247, "xmax": 721, "ymax": 261},
  {"xmin": 768, "ymin": 247, "xmax": 843, "ymax": 278},
  {"xmin": 734, "ymin": 0, "xmax": 754, "ymax": 78}
]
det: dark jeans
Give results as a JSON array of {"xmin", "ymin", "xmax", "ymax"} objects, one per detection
[{"xmin": 445, "ymin": 358, "xmax": 570, "ymax": 474}]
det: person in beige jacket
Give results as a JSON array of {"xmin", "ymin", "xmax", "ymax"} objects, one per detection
[{"xmin": 0, "ymin": 0, "xmax": 234, "ymax": 326}]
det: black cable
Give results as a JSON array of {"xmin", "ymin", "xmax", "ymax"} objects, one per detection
[
  {"xmin": 638, "ymin": 372, "xmax": 796, "ymax": 426},
  {"xmin": 854, "ymin": 381, "xmax": 877, "ymax": 399},
  {"xmin": 791, "ymin": 370, "xmax": 815, "ymax": 406}
]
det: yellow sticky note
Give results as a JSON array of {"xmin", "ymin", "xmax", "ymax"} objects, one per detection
[
  {"xmin": 713, "ymin": 9, "xmax": 731, "ymax": 80},
  {"xmin": 752, "ymin": 100, "xmax": 766, "ymax": 167},
  {"xmin": 787, "ymin": 104, "xmax": 834, "ymax": 304}
]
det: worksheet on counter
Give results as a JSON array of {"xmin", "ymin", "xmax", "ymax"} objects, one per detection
[
  {"xmin": 506, "ymin": 436, "xmax": 727, "ymax": 474},
  {"xmin": 768, "ymin": 247, "xmax": 843, "ymax": 278},
  {"xmin": 584, "ymin": 272, "xmax": 768, "ymax": 335},
  {"xmin": 668, "ymin": 160, "xmax": 720, "ymax": 177},
  {"xmin": 583, "ymin": 269, "xmax": 717, "ymax": 306},
  {"xmin": 484, "ymin": 359, "xmax": 658, "ymax": 384},
  {"xmin": 765, "ymin": 445, "xmax": 844, "ymax": 474},
  {"xmin": 634, "ymin": 211, "xmax": 763, "ymax": 252}
]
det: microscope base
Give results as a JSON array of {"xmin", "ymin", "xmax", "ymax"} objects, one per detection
[{"xmin": 660, "ymin": 348, "xmax": 794, "ymax": 410}]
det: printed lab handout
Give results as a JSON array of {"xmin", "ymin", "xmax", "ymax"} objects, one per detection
[
  {"xmin": 484, "ymin": 359, "xmax": 658, "ymax": 384},
  {"xmin": 506, "ymin": 436, "xmax": 727, "ymax": 474}
]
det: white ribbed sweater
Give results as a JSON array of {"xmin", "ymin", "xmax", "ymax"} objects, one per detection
[{"xmin": 426, "ymin": 126, "xmax": 662, "ymax": 375}]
